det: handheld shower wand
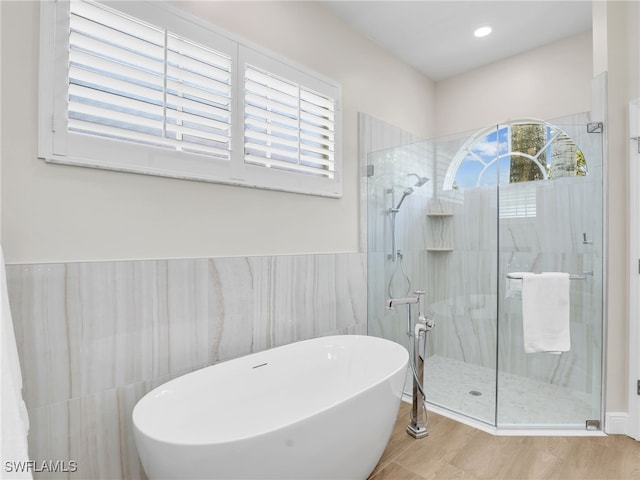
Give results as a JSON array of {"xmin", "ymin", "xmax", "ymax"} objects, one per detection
[
  {"xmin": 393, "ymin": 187, "xmax": 414, "ymax": 211},
  {"xmin": 387, "ymin": 173, "xmax": 429, "ymax": 263},
  {"xmin": 388, "ymin": 187, "xmax": 415, "ymax": 265}
]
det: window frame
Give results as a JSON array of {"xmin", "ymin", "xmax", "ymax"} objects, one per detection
[
  {"xmin": 444, "ymin": 119, "xmax": 586, "ymax": 192},
  {"xmin": 38, "ymin": 0, "xmax": 343, "ymax": 198},
  {"xmin": 444, "ymin": 119, "xmax": 588, "ymax": 220}
]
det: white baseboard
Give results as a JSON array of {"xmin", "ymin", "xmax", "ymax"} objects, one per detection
[{"xmin": 605, "ymin": 412, "xmax": 629, "ymax": 435}]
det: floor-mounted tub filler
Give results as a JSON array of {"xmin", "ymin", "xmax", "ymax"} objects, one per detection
[{"xmin": 132, "ymin": 335, "xmax": 409, "ymax": 480}]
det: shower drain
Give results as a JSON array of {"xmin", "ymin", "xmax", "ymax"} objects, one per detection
[{"xmin": 468, "ymin": 390, "xmax": 482, "ymax": 396}]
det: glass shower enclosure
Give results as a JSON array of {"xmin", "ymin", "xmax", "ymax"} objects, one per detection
[{"xmin": 367, "ymin": 119, "xmax": 604, "ymax": 430}]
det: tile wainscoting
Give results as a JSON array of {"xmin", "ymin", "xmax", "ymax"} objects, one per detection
[{"xmin": 6, "ymin": 252, "xmax": 367, "ymax": 479}]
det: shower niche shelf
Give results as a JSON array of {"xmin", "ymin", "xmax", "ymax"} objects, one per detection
[{"xmin": 426, "ymin": 210, "xmax": 454, "ymax": 252}]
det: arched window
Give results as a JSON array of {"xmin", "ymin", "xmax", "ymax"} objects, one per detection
[{"xmin": 443, "ymin": 119, "xmax": 587, "ymax": 191}]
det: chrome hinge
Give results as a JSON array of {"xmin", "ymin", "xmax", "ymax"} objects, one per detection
[
  {"xmin": 587, "ymin": 122, "xmax": 603, "ymax": 133},
  {"xmin": 585, "ymin": 419, "xmax": 601, "ymax": 430},
  {"xmin": 366, "ymin": 164, "xmax": 375, "ymax": 177}
]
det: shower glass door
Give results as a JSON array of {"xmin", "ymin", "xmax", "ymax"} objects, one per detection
[
  {"xmin": 365, "ymin": 116, "xmax": 604, "ymax": 431},
  {"xmin": 496, "ymin": 121, "xmax": 604, "ymax": 429},
  {"xmin": 367, "ymin": 140, "xmax": 434, "ymax": 375},
  {"xmin": 366, "ymin": 131, "xmax": 500, "ymax": 427},
  {"xmin": 424, "ymin": 129, "xmax": 501, "ymax": 426}
]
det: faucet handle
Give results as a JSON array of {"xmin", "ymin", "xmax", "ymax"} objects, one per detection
[
  {"xmin": 425, "ymin": 317, "xmax": 435, "ymax": 330},
  {"xmin": 413, "ymin": 290, "xmax": 426, "ymax": 319}
]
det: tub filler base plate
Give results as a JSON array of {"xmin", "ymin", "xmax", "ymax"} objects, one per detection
[{"xmin": 406, "ymin": 423, "xmax": 429, "ymax": 439}]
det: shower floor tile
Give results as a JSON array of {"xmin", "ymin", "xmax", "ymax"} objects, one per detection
[{"xmin": 423, "ymin": 355, "xmax": 596, "ymax": 428}]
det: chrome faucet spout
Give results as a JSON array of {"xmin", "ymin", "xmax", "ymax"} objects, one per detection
[
  {"xmin": 386, "ymin": 296, "xmax": 419, "ymax": 310},
  {"xmin": 385, "ymin": 291, "xmax": 430, "ymax": 438}
]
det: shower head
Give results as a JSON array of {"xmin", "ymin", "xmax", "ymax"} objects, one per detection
[
  {"xmin": 414, "ymin": 176, "xmax": 429, "ymax": 187},
  {"xmin": 408, "ymin": 173, "xmax": 430, "ymax": 187}
]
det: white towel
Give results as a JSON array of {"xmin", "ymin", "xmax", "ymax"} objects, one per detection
[
  {"xmin": 520, "ymin": 272, "xmax": 571, "ymax": 354},
  {"xmin": 0, "ymin": 246, "xmax": 32, "ymax": 479}
]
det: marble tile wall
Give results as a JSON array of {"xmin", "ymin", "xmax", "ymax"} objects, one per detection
[
  {"xmin": 359, "ymin": 114, "xmax": 433, "ymax": 360},
  {"xmin": 6, "ymin": 252, "xmax": 367, "ymax": 479},
  {"xmin": 358, "ymin": 113, "xmax": 425, "ymax": 254}
]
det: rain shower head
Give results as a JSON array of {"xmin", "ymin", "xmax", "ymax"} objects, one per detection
[
  {"xmin": 414, "ymin": 176, "xmax": 429, "ymax": 187},
  {"xmin": 408, "ymin": 173, "xmax": 430, "ymax": 187}
]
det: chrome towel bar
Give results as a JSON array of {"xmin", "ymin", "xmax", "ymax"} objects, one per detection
[{"xmin": 506, "ymin": 272, "xmax": 593, "ymax": 281}]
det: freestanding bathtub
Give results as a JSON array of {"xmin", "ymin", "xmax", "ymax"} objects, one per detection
[{"xmin": 132, "ymin": 334, "xmax": 408, "ymax": 480}]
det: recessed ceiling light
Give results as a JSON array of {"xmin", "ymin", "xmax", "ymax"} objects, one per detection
[{"xmin": 474, "ymin": 26, "xmax": 493, "ymax": 38}]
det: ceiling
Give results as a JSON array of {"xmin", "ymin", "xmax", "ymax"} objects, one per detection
[{"xmin": 319, "ymin": 1, "xmax": 593, "ymax": 82}]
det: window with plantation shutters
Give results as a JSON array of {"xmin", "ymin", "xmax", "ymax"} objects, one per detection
[
  {"xmin": 500, "ymin": 186, "xmax": 537, "ymax": 219},
  {"xmin": 68, "ymin": 0, "xmax": 232, "ymax": 160},
  {"xmin": 39, "ymin": 0, "xmax": 342, "ymax": 197},
  {"xmin": 244, "ymin": 65, "xmax": 336, "ymax": 180}
]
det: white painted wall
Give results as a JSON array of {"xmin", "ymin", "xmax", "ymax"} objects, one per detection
[
  {"xmin": 435, "ymin": 32, "xmax": 593, "ymax": 138},
  {"xmin": 0, "ymin": 1, "xmax": 2, "ymax": 243},
  {"xmin": 592, "ymin": 1, "xmax": 608, "ymax": 77},
  {"xmin": 603, "ymin": 0, "xmax": 640, "ymax": 420},
  {"xmin": 0, "ymin": 1, "xmax": 435, "ymax": 264}
]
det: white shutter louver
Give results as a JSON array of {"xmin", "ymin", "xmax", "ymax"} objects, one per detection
[
  {"xmin": 68, "ymin": 0, "xmax": 232, "ymax": 160},
  {"xmin": 500, "ymin": 186, "xmax": 537, "ymax": 219},
  {"xmin": 244, "ymin": 65, "xmax": 336, "ymax": 179}
]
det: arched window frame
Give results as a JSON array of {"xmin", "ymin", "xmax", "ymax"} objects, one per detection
[{"xmin": 443, "ymin": 118, "xmax": 586, "ymax": 191}]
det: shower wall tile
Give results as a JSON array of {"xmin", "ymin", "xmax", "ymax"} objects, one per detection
[
  {"xmin": 165, "ymin": 259, "xmax": 210, "ymax": 373},
  {"xmin": 331, "ymin": 253, "xmax": 367, "ymax": 334},
  {"xmin": 7, "ymin": 264, "xmax": 81, "ymax": 410},
  {"xmin": 273, "ymin": 255, "xmax": 330, "ymax": 343},
  {"xmin": 68, "ymin": 261, "xmax": 150, "ymax": 397},
  {"xmin": 208, "ymin": 257, "xmax": 256, "ymax": 362},
  {"xmin": 26, "ymin": 400, "xmax": 81, "ymax": 480},
  {"xmin": 27, "ymin": 382, "xmax": 153, "ymax": 480},
  {"xmin": 358, "ymin": 113, "xmax": 424, "ymax": 253},
  {"xmin": 77, "ymin": 388, "xmax": 125, "ymax": 479},
  {"xmin": 7, "ymin": 251, "xmax": 366, "ymax": 480}
]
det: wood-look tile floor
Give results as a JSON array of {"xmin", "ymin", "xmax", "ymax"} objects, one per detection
[{"xmin": 369, "ymin": 402, "xmax": 640, "ymax": 480}]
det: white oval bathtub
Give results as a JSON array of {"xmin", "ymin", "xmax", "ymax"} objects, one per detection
[{"xmin": 132, "ymin": 334, "xmax": 408, "ymax": 480}]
